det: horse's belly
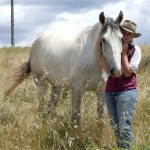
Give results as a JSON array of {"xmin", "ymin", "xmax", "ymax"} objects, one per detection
[
  {"xmin": 40, "ymin": 56, "xmax": 72, "ymax": 87},
  {"xmin": 47, "ymin": 75, "xmax": 71, "ymax": 87}
]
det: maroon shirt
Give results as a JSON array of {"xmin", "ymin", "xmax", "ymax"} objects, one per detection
[{"xmin": 105, "ymin": 44, "xmax": 136, "ymax": 92}]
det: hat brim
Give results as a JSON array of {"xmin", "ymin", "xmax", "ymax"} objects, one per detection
[{"xmin": 121, "ymin": 27, "xmax": 141, "ymax": 38}]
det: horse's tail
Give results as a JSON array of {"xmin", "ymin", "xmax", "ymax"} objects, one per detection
[{"xmin": 4, "ymin": 60, "xmax": 31, "ymax": 98}]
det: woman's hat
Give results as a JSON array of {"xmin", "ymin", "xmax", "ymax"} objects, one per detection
[{"xmin": 121, "ymin": 20, "xmax": 141, "ymax": 38}]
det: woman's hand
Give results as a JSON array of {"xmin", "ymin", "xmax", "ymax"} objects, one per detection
[
  {"xmin": 122, "ymin": 39, "xmax": 128, "ymax": 55},
  {"xmin": 121, "ymin": 40, "xmax": 133, "ymax": 77}
]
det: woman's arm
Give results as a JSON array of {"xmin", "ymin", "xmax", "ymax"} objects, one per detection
[
  {"xmin": 129, "ymin": 45, "xmax": 141, "ymax": 73},
  {"xmin": 121, "ymin": 42, "xmax": 133, "ymax": 77}
]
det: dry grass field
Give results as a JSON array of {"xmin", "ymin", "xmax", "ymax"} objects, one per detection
[{"xmin": 0, "ymin": 46, "xmax": 150, "ymax": 150}]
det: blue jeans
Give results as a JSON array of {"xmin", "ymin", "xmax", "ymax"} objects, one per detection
[{"xmin": 105, "ymin": 89, "xmax": 137, "ymax": 149}]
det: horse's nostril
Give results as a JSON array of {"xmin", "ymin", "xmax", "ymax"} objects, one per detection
[
  {"xmin": 110, "ymin": 68, "xmax": 115, "ymax": 76},
  {"xmin": 111, "ymin": 68, "xmax": 121, "ymax": 77}
]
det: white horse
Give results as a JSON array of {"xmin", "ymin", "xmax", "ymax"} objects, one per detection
[{"xmin": 5, "ymin": 11, "xmax": 123, "ymax": 125}]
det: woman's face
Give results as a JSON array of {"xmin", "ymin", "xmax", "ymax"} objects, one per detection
[{"xmin": 121, "ymin": 29, "xmax": 134, "ymax": 43}]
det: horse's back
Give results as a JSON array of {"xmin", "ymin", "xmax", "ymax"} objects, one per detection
[
  {"xmin": 29, "ymin": 26, "xmax": 105, "ymax": 89},
  {"xmin": 30, "ymin": 30, "xmax": 79, "ymax": 86}
]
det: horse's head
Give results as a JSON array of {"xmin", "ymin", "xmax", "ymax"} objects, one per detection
[{"xmin": 99, "ymin": 11, "xmax": 123, "ymax": 77}]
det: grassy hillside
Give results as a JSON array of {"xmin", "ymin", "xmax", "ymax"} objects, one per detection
[{"xmin": 0, "ymin": 46, "xmax": 150, "ymax": 150}]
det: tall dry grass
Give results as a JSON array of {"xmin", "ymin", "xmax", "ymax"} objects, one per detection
[{"xmin": 0, "ymin": 46, "xmax": 150, "ymax": 150}]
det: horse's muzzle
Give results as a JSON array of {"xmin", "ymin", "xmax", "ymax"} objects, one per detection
[{"xmin": 110, "ymin": 68, "xmax": 122, "ymax": 77}]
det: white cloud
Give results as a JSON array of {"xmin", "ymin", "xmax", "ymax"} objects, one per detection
[
  {"xmin": 0, "ymin": 5, "xmax": 10, "ymax": 25},
  {"xmin": 0, "ymin": 0, "xmax": 150, "ymax": 47},
  {"xmin": 102, "ymin": 1, "xmax": 126, "ymax": 17},
  {"xmin": 49, "ymin": 10, "xmax": 101, "ymax": 32}
]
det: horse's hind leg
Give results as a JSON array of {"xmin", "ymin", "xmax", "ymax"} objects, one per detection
[
  {"xmin": 48, "ymin": 84, "xmax": 62, "ymax": 117},
  {"xmin": 33, "ymin": 75, "xmax": 48, "ymax": 117}
]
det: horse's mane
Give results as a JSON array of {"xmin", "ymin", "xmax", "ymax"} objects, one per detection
[{"xmin": 100, "ymin": 17, "xmax": 118, "ymax": 35}]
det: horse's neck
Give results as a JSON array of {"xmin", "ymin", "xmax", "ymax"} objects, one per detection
[
  {"xmin": 89, "ymin": 23, "xmax": 101, "ymax": 57},
  {"xmin": 91, "ymin": 23, "xmax": 102, "ymax": 38},
  {"xmin": 78, "ymin": 23, "xmax": 102, "ymax": 67},
  {"xmin": 76, "ymin": 23, "xmax": 101, "ymax": 58}
]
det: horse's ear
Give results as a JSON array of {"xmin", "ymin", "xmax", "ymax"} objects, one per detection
[
  {"xmin": 99, "ymin": 12, "xmax": 105, "ymax": 25},
  {"xmin": 115, "ymin": 11, "xmax": 123, "ymax": 25}
]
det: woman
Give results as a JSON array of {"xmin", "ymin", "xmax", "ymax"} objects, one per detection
[{"xmin": 99, "ymin": 20, "xmax": 141, "ymax": 149}]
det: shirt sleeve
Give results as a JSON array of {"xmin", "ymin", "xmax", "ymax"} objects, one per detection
[{"xmin": 129, "ymin": 45, "xmax": 141, "ymax": 73}]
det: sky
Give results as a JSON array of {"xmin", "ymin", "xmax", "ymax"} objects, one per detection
[{"xmin": 0, "ymin": 0, "xmax": 149, "ymax": 47}]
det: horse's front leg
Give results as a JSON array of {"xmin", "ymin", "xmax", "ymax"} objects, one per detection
[
  {"xmin": 96, "ymin": 71, "xmax": 107, "ymax": 118},
  {"xmin": 96, "ymin": 83, "xmax": 105, "ymax": 119},
  {"xmin": 71, "ymin": 84, "xmax": 85, "ymax": 126}
]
